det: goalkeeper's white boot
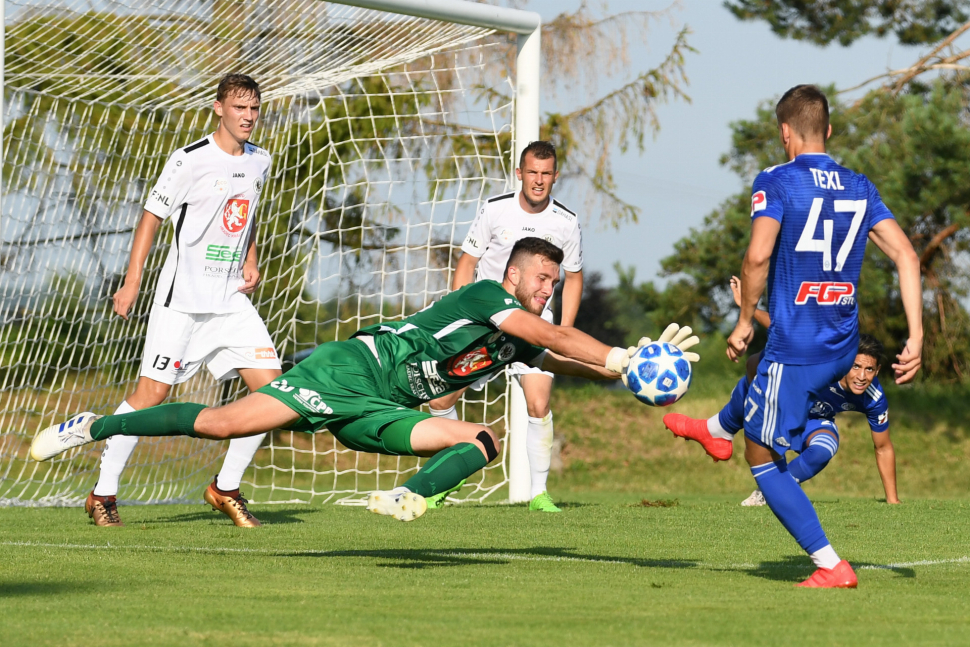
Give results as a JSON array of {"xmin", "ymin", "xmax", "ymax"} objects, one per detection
[
  {"xmin": 30, "ymin": 413, "xmax": 101, "ymax": 462},
  {"xmin": 740, "ymin": 490, "xmax": 767, "ymax": 507},
  {"xmin": 367, "ymin": 487, "xmax": 427, "ymax": 522}
]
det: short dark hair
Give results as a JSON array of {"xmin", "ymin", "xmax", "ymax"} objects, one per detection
[
  {"xmin": 519, "ymin": 140, "xmax": 557, "ymax": 171},
  {"xmin": 858, "ymin": 334, "xmax": 884, "ymax": 366},
  {"xmin": 775, "ymin": 85, "xmax": 829, "ymax": 142},
  {"xmin": 504, "ymin": 237, "xmax": 564, "ymax": 279},
  {"xmin": 217, "ymin": 74, "xmax": 261, "ymax": 103}
]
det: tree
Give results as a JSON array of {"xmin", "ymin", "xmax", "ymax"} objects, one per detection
[{"xmin": 725, "ymin": 0, "xmax": 970, "ymax": 46}]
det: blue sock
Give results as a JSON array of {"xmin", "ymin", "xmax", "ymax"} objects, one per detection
[
  {"xmin": 751, "ymin": 459, "xmax": 829, "ymax": 554},
  {"xmin": 789, "ymin": 433, "xmax": 839, "ymax": 483},
  {"xmin": 717, "ymin": 376, "xmax": 749, "ymax": 434}
]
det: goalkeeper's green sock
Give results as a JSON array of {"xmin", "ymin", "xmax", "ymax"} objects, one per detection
[
  {"xmin": 89, "ymin": 403, "xmax": 206, "ymax": 440},
  {"xmin": 403, "ymin": 443, "xmax": 487, "ymax": 497}
]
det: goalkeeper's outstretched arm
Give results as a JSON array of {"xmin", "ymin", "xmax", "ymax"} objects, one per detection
[{"xmin": 498, "ymin": 309, "xmax": 612, "ymax": 367}]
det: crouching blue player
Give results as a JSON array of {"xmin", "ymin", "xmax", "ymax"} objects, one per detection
[
  {"xmin": 665, "ymin": 328, "xmax": 899, "ymax": 506},
  {"xmin": 690, "ymin": 85, "xmax": 922, "ymax": 588}
]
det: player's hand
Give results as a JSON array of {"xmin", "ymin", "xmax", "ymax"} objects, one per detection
[
  {"xmin": 637, "ymin": 323, "xmax": 701, "ymax": 363},
  {"xmin": 112, "ymin": 283, "xmax": 139, "ymax": 320},
  {"xmin": 729, "ymin": 276, "xmax": 742, "ymax": 308},
  {"xmin": 726, "ymin": 320, "xmax": 754, "ymax": 363},
  {"xmin": 892, "ymin": 336, "xmax": 922, "ymax": 384},
  {"xmin": 238, "ymin": 262, "xmax": 261, "ymax": 294}
]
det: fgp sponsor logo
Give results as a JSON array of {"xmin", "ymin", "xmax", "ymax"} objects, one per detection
[
  {"xmin": 221, "ymin": 198, "xmax": 250, "ymax": 236},
  {"xmin": 447, "ymin": 347, "xmax": 492, "ymax": 376},
  {"xmin": 294, "ymin": 388, "xmax": 333, "ymax": 414},
  {"xmin": 794, "ymin": 281, "xmax": 855, "ymax": 306},
  {"xmin": 750, "ymin": 190, "xmax": 767, "ymax": 216},
  {"xmin": 150, "ymin": 189, "xmax": 171, "ymax": 207},
  {"xmin": 205, "ymin": 245, "xmax": 242, "ymax": 262}
]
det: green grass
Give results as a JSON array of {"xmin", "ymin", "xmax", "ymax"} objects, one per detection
[{"xmin": 2, "ymin": 496, "xmax": 969, "ymax": 646}]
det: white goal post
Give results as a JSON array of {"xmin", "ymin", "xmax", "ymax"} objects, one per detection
[{"xmin": 0, "ymin": 0, "xmax": 540, "ymax": 505}]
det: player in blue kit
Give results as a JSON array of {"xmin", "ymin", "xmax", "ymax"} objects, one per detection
[
  {"xmin": 666, "ymin": 324, "xmax": 900, "ymax": 506},
  {"xmin": 712, "ymin": 86, "xmax": 922, "ymax": 588}
]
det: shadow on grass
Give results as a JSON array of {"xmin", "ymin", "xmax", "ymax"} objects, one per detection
[
  {"xmin": 283, "ymin": 545, "xmax": 701, "ymax": 570},
  {"xmin": 0, "ymin": 580, "xmax": 96, "ymax": 597},
  {"xmin": 148, "ymin": 506, "xmax": 319, "ymax": 525},
  {"xmin": 716, "ymin": 555, "xmax": 916, "ymax": 583}
]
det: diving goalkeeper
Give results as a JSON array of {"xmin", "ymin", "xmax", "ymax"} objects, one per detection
[{"xmin": 31, "ymin": 238, "xmax": 699, "ymax": 522}]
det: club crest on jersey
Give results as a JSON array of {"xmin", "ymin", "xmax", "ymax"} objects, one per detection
[
  {"xmin": 221, "ymin": 198, "xmax": 250, "ymax": 236},
  {"xmin": 497, "ymin": 342, "xmax": 516, "ymax": 362},
  {"xmin": 794, "ymin": 281, "xmax": 855, "ymax": 306},
  {"xmin": 448, "ymin": 347, "xmax": 492, "ymax": 376},
  {"xmin": 253, "ymin": 177, "xmax": 263, "ymax": 194},
  {"xmin": 810, "ymin": 401, "xmax": 835, "ymax": 418},
  {"xmin": 750, "ymin": 190, "xmax": 767, "ymax": 216}
]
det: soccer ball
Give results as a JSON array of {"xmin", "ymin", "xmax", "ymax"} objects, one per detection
[{"xmin": 625, "ymin": 342, "xmax": 692, "ymax": 407}]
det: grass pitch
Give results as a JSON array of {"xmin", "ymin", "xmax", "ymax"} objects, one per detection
[{"xmin": 2, "ymin": 495, "xmax": 969, "ymax": 646}]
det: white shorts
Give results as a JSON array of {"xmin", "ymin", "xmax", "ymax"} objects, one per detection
[{"xmin": 140, "ymin": 303, "xmax": 281, "ymax": 385}]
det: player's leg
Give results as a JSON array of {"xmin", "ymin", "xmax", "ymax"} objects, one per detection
[
  {"xmin": 787, "ymin": 421, "xmax": 840, "ymax": 484},
  {"xmin": 743, "ymin": 356, "xmax": 857, "ymax": 588},
  {"xmin": 520, "ymin": 371, "xmax": 560, "ymax": 512},
  {"xmin": 87, "ymin": 304, "xmax": 196, "ymax": 525},
  {"xmin": 428, "ymin": 389, "xmax": 463, "ymax": 421}
]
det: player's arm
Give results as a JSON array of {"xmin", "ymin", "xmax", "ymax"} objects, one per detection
[
  {"xmin": 559, "ymin": 270, "xmax": 583, "ymax": 327},
  {"xmin": 730, "ymin": 275, "xmax": 770, "ymax": 328},
  {"xmin": 538, "ymin": 349, "xmax": 618, "ymax": 380},
  {"xmin": 452, "ymin": 252, "xmax": 479, "ymax": 291},
  {"xmin": 498, "ymin": 309, "xmax": 611, "ymax": 368},
  {"xmin": 727, "ymin": 217, "xmax": 780, "ymax": 361},
  {"xmin": 869, "ymin": 218, "xmax": 923, "ymax": 384},
  {"xmin": 113, "ymin": 210, "xmax": 163, "ymax": 320},
  {"xmin": 238, "ymin": 237, "xmax": 261, "ymax": 294},
  {"xmin": 871, "ymin": 428, "xmax": 900, "ymax": 504}
]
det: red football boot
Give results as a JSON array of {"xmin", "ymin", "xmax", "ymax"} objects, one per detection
[
  {"xmin": 662, "ymin": 413, "xmax": 733, "ymax": 462},
  {"xmin": 796, "ymin": 560, "xmax": 858, "ymax": 588}
]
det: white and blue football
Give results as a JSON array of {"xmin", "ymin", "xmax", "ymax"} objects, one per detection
[{"xmin": 625, "ymin": 342, "xmax": 692, "ymax": 407}]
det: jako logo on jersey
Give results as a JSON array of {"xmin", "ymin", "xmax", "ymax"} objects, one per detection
[
  {"xmin": 448, "ymin": 347, "xmax": 492, "ymax": 376},
  {"xmin": 222, "ymin": 199, "xmax": 250, "ymax": 235},
  {"xmin": 294, "ymin": 388, "xmax": 333, "ymax": 414},
  {"xmin": 794, "ymin": 281, "xmax": 855, "ymax": 305},
  {"xmin": 750, "ymin": 190, "xmax": 767, "ymax": 216}
]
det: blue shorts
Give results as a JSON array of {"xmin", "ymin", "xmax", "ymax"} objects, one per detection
[
  {"xmin": 790, "ymin": 418, "xmax": 840, "ymax": 454},
  {"xmin": 743, "ymin": 350, "xmax": 855, "ymax": 455}
]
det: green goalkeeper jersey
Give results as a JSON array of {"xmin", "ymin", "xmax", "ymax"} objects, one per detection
[{"xmin": 354, "ymin": 280, "xmax": 545, "ymax": 407}]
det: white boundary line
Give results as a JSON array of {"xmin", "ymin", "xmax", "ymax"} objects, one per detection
[{"xmin": 3, "ymin": 541, "xmax": 968, "ymax": 571}]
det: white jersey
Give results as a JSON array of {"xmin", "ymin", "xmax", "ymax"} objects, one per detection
[
  {"xmin": 145, "ymin": 134, "xmax": 271, "ymax": 314},
  {"xmin": 461, "ymin": 192, "xmax": 583, "ymax": 283}
]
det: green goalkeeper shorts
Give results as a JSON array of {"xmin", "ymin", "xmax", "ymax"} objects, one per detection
[{"xmin": 257, "ymin": 339, "xmax": 430, "ymax": 456}]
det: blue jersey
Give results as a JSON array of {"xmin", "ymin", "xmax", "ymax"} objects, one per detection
[
  {"xmin": 751, "ymin": 154, "xmax": 894, "ymax": 364},
  {"xmin": 808, "ymin": 376, "xmax": 889, "ymax": 432}
]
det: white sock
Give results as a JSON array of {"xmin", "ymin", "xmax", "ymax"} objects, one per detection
[
  {"xmin": 526, "ymin": 412, "xmax": 554, "ymax": 499},
  {"xmin": 810, "ymin": 544, "xmax": 841, "ymax": 570},
  {"xmin": 92, "ymin": 400, "xmax": 139, "ymax": 497},
  {"xmin": 216, "ymin": 433, "xmax": 266, "ymax": 491},
  {"xmin": 429, "ymin": 405, "xmax": 459, "ymax": 421},
  {"xmin": 707, "ymin": 415, "xmax": 736, "ymax": 441}
]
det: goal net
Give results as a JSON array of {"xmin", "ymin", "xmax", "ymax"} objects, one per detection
[{"xmin": 0, "ymin": 0, "xmax": 525, "ymax": 505}]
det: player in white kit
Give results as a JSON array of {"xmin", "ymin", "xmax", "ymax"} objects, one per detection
[
  {"xmin": 429, "ymin": 141, "xmax": 584, "ymax": 512},
  {"xmin": 84, "ymin": 74, "xmax": 282, "ymax": 527}
]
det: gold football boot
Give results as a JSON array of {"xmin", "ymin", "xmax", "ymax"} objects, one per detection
[
  {"xmin": 203, "ymin": 479, "xmax": 262, "ymax": 527},
  {"xmin": 85, "ymin": 492, "xmax": 124, "ymax": 527}
]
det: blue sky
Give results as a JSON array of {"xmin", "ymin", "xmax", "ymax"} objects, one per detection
[{"xmin": 526, "ymin": 0, "xmax": 935, "ymax": 286}]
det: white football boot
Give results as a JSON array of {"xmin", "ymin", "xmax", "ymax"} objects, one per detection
[
  {"xmin": 740, "ymin": 489, "xmax": 767, "ymax": 507},
  {"xmin": 30, "ymin": 412, "xmax": 102, "ymax": 462},
  {"xmin": 367, "ymin": 486, "xmax": 427, "ymax": 522}
]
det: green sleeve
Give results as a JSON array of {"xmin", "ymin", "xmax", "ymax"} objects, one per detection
[{"xmin": 458, "ymin": 281, "xmax": 525, "ymax": 326}]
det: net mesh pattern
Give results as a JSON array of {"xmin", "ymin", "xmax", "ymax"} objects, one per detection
[{"xmin": 0, "ymin": 0, "xmax": 516, "ymax": 506}]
